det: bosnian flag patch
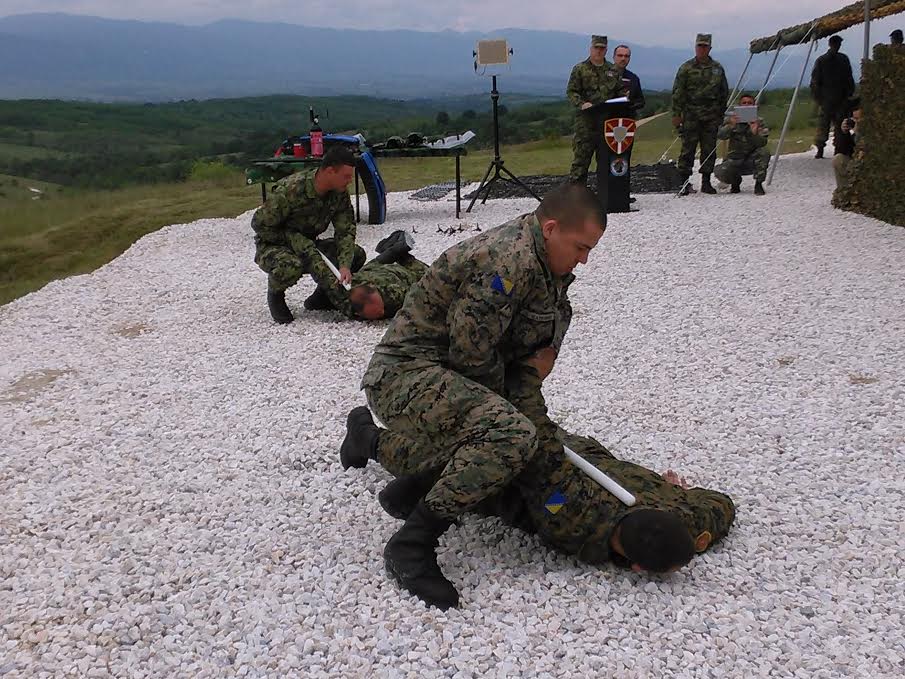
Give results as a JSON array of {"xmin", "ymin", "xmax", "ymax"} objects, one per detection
[
  {"xmin": 491, "ymin": 274, "xmax": 514, "ymax": 296},
  {"xmin": 544, "ymin": 490, "xmax": 566, "ymax": 514}
]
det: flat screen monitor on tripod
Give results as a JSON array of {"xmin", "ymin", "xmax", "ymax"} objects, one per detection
[{"xmin": 466, "ymin": 39, "xmax": 541, "ymax": 213}]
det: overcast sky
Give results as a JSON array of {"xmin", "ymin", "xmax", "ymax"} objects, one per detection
[{"xmin": 1, "ymin": 1, "xmax": 901, "ymax": 48}]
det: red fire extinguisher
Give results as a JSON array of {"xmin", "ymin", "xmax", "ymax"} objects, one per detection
[{"xmin": 309, "ymin": 107, "xmax": 324, "ymax": 157}]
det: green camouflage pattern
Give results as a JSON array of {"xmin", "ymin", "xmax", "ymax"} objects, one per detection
[
  {"xmin": 497, "ymin": 369, "xmax": 735, "ymax": 565},
  {"xmin": 567, "ymin": 59, "xmax": 624, "ymax": 182},
  {"xmin": 715, "ymin": 118, "xmax": 771, "ymax": 184},
  {"xmin": 362, "ymin": 213, "xmax": 577, "ymax": 517},
  {"xmin": 328, "ymin": 256, "xmax": 429, "ymax": 318},
  {"xmin": 254, "ymin": 238, "xmax": 365, "ymax": 294},
  {"xmin": 364, "ymin": 213, "xmax": 574, "ymax": 394},
  {"xmin": 366, "ymin": 362, "xmax": 539, "ymax": 518},
  {"xmin": 251, "ymin": 169, "xmax": 358, "ymax": 270},
  {"xmin": 672, "ymin": 57, "xmax": 729, "ymax": 178}
]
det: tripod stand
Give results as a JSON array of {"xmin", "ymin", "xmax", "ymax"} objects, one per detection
[{"xmin": 466, "ymin": 75, "xmax": 541, "ymax": 212}]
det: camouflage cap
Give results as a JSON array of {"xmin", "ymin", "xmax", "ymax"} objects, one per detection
[
  {"xmin": 591, "ymin": 35, "xmax": 608, "ymax": 47},
  {"xmin": 695, "ymin": 33, "xmax": 712, "ymax": 46}
]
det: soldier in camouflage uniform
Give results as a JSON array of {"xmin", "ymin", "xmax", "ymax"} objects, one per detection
[
  {"xmin": 671, "ymin": 34, "xmax": 729, "ymax": 195},
  {"xmin": 567, "ymin": 35, "xmax": 624, "ymax": 184},
  {"xmin": 714, "ymin": 93, "xmax": 771, "ymax": 195},
  {"xmin": 369, "ymin": 365, "xmax": 735, "ymax": 576},
  {"xmin": 251, "ymin": 146, "xmax": 366, "ymax": 324},
  {"xmin": 340, "ymin": 183, "xmax": 606, "ymax": 609}
]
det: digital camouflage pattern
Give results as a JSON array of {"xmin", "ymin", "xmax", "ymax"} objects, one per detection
[
  {"xmin": 251, "ymin": 169, "xmax": 363, "ymax": 292},
  {"xmin": 567, "ymin": 59, "xmax": 624, "ymax": 182},
  {"xmin": 326, "ymin": 256, "xmax": 429, "ymax": 318},
  {"xmin": 715, "ymin": 118, "xmax": 771, "ymax": 184},
  {"xmin": 672, "ymin": 57, "xmax": 729, "ymax": 177},
  {"xmin": 362, "ymin": 213, "xmax": 576, "ymax": 517}
]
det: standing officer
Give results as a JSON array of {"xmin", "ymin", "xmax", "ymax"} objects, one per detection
[
  {"xmin": 251, "ymin": 146, "xmax": 366, "ymax": 324},
  {"xmin": 809, "ymin": 35, "xmax": 855, "ymax": 159},
  {"xmin": 671, "ymin": 33, "xmax": 729, "ymax": 195},
  {"xmin": 566, "ymin": 35, "xmax": 624, "ymax": 184},
  {"xmin": 341, "ymin": 183, "xmax": 606, "ymax": 610}
]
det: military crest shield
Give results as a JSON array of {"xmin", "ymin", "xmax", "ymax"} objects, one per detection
[{"xmin": 604, "ymin": 118, "xmax": 636, "ymax": 155}]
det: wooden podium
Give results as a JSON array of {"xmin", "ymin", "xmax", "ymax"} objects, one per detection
[{"xmin": 586, "ymin": 100, "xmax": 636, "ymax": 214}]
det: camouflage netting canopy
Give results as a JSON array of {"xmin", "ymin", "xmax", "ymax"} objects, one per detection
[{"xmin": 749, "ymin": 0, "xmax": 905, "ymax": 53}]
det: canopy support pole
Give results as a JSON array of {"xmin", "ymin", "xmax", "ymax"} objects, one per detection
[
  {"xmin": 864, "ymin": 0, "xmax": 872, "ymax": 62},
  {"xmin": 756, "ymin": 45, "xmax": 783, "ymax": 104},
  {"xmin": 728, "ymin": 52, "xmax": 754, "ymax": 108}
]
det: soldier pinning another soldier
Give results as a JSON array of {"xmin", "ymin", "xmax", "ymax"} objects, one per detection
[
  {"xmin": 671, "ymin": 33, "xmax": 729, "ymax": 196},
  {"xmin": 567, "ymin": 35, "xmax": 624, "ymax": 185}
]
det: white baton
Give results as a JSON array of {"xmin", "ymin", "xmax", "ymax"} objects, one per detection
[
  {"xmin": 564, "ymin": 446, "xmax": 636, "ymax": 506},
  {"xmin": 317, "ymin": 249, "xmax": 352, "ymax": 291}
]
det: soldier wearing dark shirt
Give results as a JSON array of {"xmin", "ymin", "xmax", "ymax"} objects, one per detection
[{"xmin": 810, "ymin": 35, "xmax": 855, "ymax": 159}]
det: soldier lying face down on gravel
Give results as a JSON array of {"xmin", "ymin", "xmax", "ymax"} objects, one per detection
[
  {"xmin": 313, "ymin": 230, "xmax": 429, "ymax": 321},
  {"xmin": 340, "ymin": 364, "xmax": 736, "ymax": 608}
]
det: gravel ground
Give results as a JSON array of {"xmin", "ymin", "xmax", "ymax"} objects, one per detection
[{"xmin": 2, "ymin": 152, "xmax": 904, "ymax": 678}]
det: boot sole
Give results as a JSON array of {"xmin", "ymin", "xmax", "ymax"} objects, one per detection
[{"xmin": 384, "ymin": 557, "xmax": 459, "ymax": 610}]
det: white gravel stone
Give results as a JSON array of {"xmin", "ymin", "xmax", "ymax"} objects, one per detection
[{"xmin": 1, "ymin": 152, "xmax": 904, "ymax": 677}]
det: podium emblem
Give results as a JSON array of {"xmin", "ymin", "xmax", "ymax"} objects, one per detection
[{"xmin": 604, "ymin": 118, "xmax": 636, "ymax": 155}]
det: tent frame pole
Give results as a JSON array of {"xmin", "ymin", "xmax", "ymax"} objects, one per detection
[
  {"xmin": 864, "ymin": 0, "xmax": 872, "ymax": 62},
  {"xmin": 768, "ymin": 32, "xmax": 818, "ymax": 186},
  {"xmin": 756, "ymin": 45, "xmax": 783, "ymax": 104},
  {"xmin": 728, "ymin": 52, "xmax": 755, "ymax": 107}
]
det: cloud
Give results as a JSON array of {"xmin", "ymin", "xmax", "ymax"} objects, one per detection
[{"xmin": 1, "ymin": 1, "xmax": 900, "ymax": 47}]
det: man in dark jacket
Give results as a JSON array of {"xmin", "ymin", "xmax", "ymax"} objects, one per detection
[
  {"xmin": 810, "ymin": 35, "xmax": 855, "ymax": 159},
  {"xmin": 613, "ymin": 44, "xmax": 646, "ymax": 116}
]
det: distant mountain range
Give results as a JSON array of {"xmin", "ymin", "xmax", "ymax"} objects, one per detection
[{"xmin": 0, "ymin": 13, "xmax": 845, "ymax": 101}]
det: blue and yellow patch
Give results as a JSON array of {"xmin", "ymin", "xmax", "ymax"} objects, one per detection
[
  {"xmin": 491, "ymin": 274, "xmax": 514, "ymax": 297},
  {"xmin": 544, "ymin": 490, "xmax": 566, "ymax": 515}
]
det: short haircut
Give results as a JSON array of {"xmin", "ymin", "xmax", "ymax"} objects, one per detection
[
  {"xmin": 618, "ymin": 509, "xmax": 694, "ymax": 572},
  {"xmin": 829, "ymin": 35, "xmax": 843, "ymax": 46},
  {"xmin": 320, "ymin": 145, "xmax": 356, "ymax": 170},
  {"xmin": 614, "ymin": 44, "xmax": 631, "ymax": 55},
  {"xmin": 350, "ymin": 284, "xmax": 379, "ymax": 315},
  {"xmin": 536, "ymin": 182, "xmax": 606, "ymax": 230},
  {"xmin": 739, "ymin": 93, "xmax": 755, "ymax": 102}
]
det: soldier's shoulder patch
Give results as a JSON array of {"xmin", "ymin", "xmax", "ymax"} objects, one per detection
[
  {"xmin": 491, "ymin": 274, "xmax": 514, "ymax": 297},
  {"xmin": 544, "ymin": 490, "xmax": 566, "ymax": 515},
  {"xmin": 694, "ymin": 531, "xmax": 712, "ymax": 553}
]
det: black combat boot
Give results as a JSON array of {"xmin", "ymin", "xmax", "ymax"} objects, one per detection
[
  {"xmin": 700, "ymin": 173, "xmax": 717, "ymax": 194},
  {"xmin": 678, "ymin": 181, "xmax": 695, "ymax": 197},
  {"xmin": 303, "ymin": 286, "xmax": 333, "ymax": 311},
  {"xmin": 730, "ymin": 181, "xmax": 741, "ymax": 194},
  {"xmin": 754, "ymin": 180, "xmax": 766, "ymax": 196},
  {"xmin": 339, "ymin": 406, "xmax": 380, "ymax": 470},
  {"xmin": 267, "ymin": 289, "xmax": 294, "ymax": 324},
  {"xmin": 384, "ymin": 500, "xmax": 459, "ymax": 610},
  {"xmin": 379, "ymin": 470, "xmax": 442, "ymax": 520},
  {"xmin": 375, "ymin": 230, "xmax": 414, "ymax": 254},
  {"xmin": 815, "ymin": 145, "xmax": 824, "ymax": 159}
]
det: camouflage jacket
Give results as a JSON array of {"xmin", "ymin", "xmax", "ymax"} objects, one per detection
[
  {"xmin": 718, "ymin": 118, "xmax": 769, "ymax": 160},
  {"xmin": 343, "ymin": 257, "xmax": 429, "ymax": 319},
  {"xmin": 363, "ymin": 214, "xmax": 574, "ymax": 395},
  {"xmin": 567, "ymin": 59, "xmax": 623, "ymax": 112},
  {"xmin": 250, "ymin": 169, "xmax": 357, "ymax": 269},
  {"xmin": 491, "ymin": 371, "xmax": 735, "ymax": 566},
  {"xmin": 671, "ymin": 57, "xmax": 729, "ymax": 122}
]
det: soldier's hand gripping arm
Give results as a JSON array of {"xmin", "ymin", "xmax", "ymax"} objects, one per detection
[{"xmin": 331, "ymin": 192, "xmax": 357, "ymax": 272}]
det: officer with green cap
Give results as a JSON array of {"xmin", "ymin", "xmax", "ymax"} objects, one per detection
[
  {"xmin": 671, "ymin": 33, "xmax": 729, "ymax": 195},
  {"xmin": 566, "ymin": 34, "xmax": 624, "ymax": 184}
]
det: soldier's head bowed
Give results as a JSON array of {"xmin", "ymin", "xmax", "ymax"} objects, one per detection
[{"xmin": 535, "ymin": 183, "xmax": 606, "ymax": 276}]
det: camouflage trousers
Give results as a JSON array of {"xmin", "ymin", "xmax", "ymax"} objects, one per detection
[
  {"xmin": 568, "ymin": 120, "xmax": 604, "ymax": 184},
  {"xmin": 362, "ymin": 360, "xmax": 539, "ymax": 519},
  {"xmin": 677, "ymin": 118, "xmax": 721, "ymax": 177},
  {"xmin": 714, "ymin": 148, "xmax": 771, "ymax": 184},
  {"xmin": 254, "ymin": 237, "xmax": 366, "ymax": 295}
]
